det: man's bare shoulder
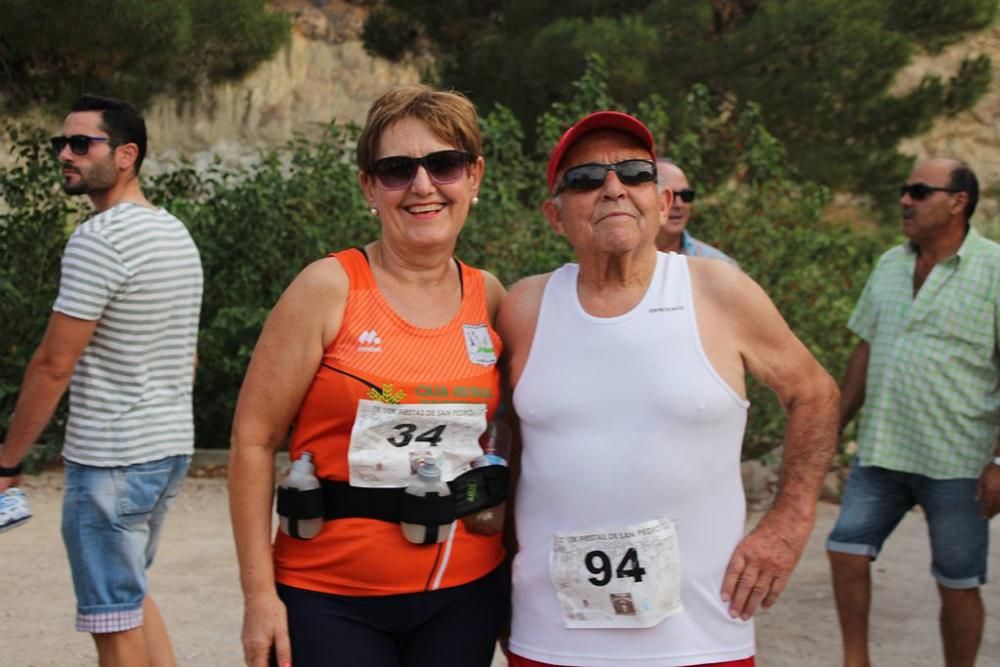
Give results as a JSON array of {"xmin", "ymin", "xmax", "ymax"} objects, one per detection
[
  {"xmin": 687, "ymin": 254, "xmax": 794, "ymax": 347},
  {"xmin": 508, "ymin": 272, "xmax": 553, "ymax": 300},
  {"xmin": 687, "ymin": 255, "xmax": 753, "ymax": 299},
  {"xmin": 497, "ymin": 273, "xmax": 552, "ymax": 343}
]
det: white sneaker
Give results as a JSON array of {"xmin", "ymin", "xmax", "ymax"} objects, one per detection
[{"xmin": 0, "ymin": 487, "xmax": 32, "ymax": 533}]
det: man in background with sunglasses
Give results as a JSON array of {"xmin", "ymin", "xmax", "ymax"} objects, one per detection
[
  {"xmin": 0, "ymin": 94, "xmax": 202, "ymax": 667},
  {"xmin": 827, "ymin": 158, "xmax": 1000, "ymax": 667},
  {"xmin": 654, "ymin": 159, "xmax": 737, "ymax": 266},
  {"xmin": 498, "ymin": 111, "xmax": 839, "ymax": 667}
]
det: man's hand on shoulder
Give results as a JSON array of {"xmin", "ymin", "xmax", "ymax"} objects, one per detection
[{"xmin": 720, "ymin": 507, "xmax": 814, "ymax": 620}]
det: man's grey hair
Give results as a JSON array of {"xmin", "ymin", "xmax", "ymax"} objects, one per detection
[{"xmin": 655, "ymin": 158, "xmax": 682, "ymax": 193}]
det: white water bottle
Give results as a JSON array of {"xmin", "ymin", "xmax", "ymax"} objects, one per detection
[
  {"xmin": 278, "ymin": 452, "xmax": 323, "ymax": 539},
  {"xmin": 401, "ymin": 459, "xmax": 453, "ymax": 545}
]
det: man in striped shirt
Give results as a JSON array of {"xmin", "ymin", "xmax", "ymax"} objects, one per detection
[
  {"xmin": 0, "ymin": 94, "xmax": 202, "ymax": 666},
  {"xmin": 827, "ymin": 158, "xmax": 1000, "ymax": 667}
]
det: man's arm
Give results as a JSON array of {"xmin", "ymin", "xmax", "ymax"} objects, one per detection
[
  {"xmin": 493, "ymin": 274, "xmax": 548, "ymax": 653},
  {"xmin": 838, "ymin": 340, "xmax": 869, "ymax": 432},
  {"xmin": 696, "ymin": 263, "xmax": 840, "ymax": 620},
  {"xmin": 0, "ymin": 313, "xmax": 98, "ymax": 490},
  {"xmin": 980, "ymin": 295, "xmax": 1000, "ymax": 519},
  {"xmin": 977, "ymin": 438, "xmax": 1000, "ymax": 519}
]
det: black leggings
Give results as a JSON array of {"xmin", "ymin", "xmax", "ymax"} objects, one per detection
[{"xmin": 274, "ymin": 565, "xmax": 507, "ymax": 667}]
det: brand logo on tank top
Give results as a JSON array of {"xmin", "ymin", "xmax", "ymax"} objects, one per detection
[
  {"xmin": 648, "ymin": 305, "xmax": 685, "ymax": 313},
  {"xmin": 462, "ymin": 323, "xmax": 497, "ymax": 366},
  {"xmin": 357, "ymin": 329, "xmax": 382, "ymax": 352}
]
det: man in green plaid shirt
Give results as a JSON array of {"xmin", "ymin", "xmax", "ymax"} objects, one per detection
[{"xmin": 827, "ymin": 158, "xmax": 1000, "ymax": 667}]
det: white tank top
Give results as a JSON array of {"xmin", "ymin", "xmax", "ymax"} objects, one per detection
[{"xmin": 510, "ymin": 252, "xmax": 754, "ymax": 666}]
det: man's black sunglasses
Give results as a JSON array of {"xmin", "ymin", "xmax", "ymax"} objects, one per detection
[
  {"xmin": 900, "ymin": 182, "xmax": 961, "ymax": 200},
  {"xmin": 673, "ymin": 188, "xmax": 696, "ymax": 203},
  {"xmin": 371, "ymin": 150, "xmax": 473, "ymax": 190},
  {"xmin": 49, "ymin": 135, "xmax": 110, "ymax": 156},
  {"xmin": 556, "ymin": 159, "xmax": 658, "ymax": 194}
]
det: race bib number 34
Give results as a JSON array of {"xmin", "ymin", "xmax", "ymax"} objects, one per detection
[
  {"xmin": 549, "ymin": 516, "xmax": 683, "ymax": 629},
  {"xmin": 348, "ymin": 400, "xmax": 486, "ymax": 487}
]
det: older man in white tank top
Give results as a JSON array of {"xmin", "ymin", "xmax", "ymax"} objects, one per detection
[{"xmin": 497, "ymin": 111, "xmax": 839, "ymax": 667}]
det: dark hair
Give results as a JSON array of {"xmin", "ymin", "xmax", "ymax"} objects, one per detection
[
  {"xmin": 70, "ymin": 94, "xmax": 147, "ymax": 174},
  {"xmin": 948, "ymin": 161, "xmax": 979, "ymax": 220}
]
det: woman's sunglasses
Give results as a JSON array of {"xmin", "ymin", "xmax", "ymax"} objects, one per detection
[
  {"xmin": 555, "ymin": 159, "xmax": 657, "ymax": 194},
  {"xmin": 899, "ymin": 183, "xmax": 961, "ymax": 200},
  {"xmin": 371, "ymin": 150, "xmax": 473, "ymax": 190},
  {"xmin": 49, "ymin": 135, "xmax": 110, "ymax": 156}
]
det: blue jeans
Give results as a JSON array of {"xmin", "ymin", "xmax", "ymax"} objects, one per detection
[
  {"xmin": 62, "ymin": 455, "xmax": 190, "ymax": 633},
  {"xmin": 826, "ymin": 464, "xmax": 988, "ymax": 588}
]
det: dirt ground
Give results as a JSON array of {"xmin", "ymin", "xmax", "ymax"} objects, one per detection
[{"xmin": 2, "ymin": 468, "xmax": 998, "ymax": 666}]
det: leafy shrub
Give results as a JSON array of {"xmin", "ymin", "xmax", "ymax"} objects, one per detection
[{"xmin": 0, "ymin": 125, "xmax": 87, "ymax": 469}]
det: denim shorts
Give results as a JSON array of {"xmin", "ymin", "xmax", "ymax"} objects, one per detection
[
  {"xmin": 61, "ymin": 455, "xmax": 190, "ymax": 633},
  {"xmin": 826, "ymin": 464, "xmax": 988, "ymax": 588}
]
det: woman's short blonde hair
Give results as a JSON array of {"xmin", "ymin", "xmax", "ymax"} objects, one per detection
[{"xmin": 356, "ymin": 85, "xmax": 483, "ymax": 173}]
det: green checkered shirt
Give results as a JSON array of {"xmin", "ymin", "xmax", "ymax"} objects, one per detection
[{"xmin": 850, "ymin": 228, "xmax": 1000, "ymax": 479}]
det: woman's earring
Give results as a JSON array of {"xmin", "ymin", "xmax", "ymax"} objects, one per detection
[
  {"xmin": 471, "ymin": 196, "xmax": 479, "ymax": 207},
  {"xmin": 369, "ymin": 207, "xmax": 378, "ymax": 216}
]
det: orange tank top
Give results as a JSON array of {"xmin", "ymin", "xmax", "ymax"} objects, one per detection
[{"xmin": 273, "ymin": 248, "xmax": 505, "ymax": 596}]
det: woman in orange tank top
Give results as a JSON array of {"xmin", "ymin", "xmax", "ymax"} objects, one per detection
[{"xmin": 229, "ymin": 85, "xmax": 507, "ymax": 667}]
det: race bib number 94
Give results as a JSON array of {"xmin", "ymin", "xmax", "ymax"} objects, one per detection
[
  {"xmin": 549, "ymin": 516, "xmax": 683, "ymax": 629},
  {"xmin": 348, "ymin": 400, "xmax": 486, "ymax": 487}
]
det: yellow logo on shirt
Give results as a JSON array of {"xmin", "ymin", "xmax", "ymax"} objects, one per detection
[{"xmin": 367, "ymin": 383, "xmax": 406, "ymax": 404}]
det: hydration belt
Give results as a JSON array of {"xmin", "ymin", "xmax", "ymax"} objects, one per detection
[{"xmin": 276, "ymin": 464, "xmax": 509, "ymax": 540}]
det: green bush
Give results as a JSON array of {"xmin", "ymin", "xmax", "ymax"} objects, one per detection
[
  {"xmin": 145, "ymin": 127, "xmax": 371, "ymax": 447},
  {"xmin": 0, "ymin": 125, "xmax": 86, "ymax": 469},
  {"xmin": 2, "ymin": 64, "xmax": 889, "ymax": 461}
]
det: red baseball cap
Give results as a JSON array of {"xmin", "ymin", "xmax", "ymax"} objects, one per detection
[{"xmin": 546, "ymin": 111, "xmax": 656, "ymax": 193}]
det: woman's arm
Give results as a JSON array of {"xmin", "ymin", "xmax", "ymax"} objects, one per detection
[{"xmin": 228, "ymin": 258, "xmax": 347, "ymax": 666}]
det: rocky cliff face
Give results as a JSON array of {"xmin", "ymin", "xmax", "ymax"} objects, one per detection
[
  {"xmin": 895, "ymin": 23, "xmax": 1000, "ymax": 227},
  {"xmin": 13, "ymin": 2, "xmax": 1000, "ymax": 226},
  {"xmin": 143, "ymin": 1, "xmax": 420, "ymax": 171},
  {"xmin": 897, "ymin": 25, "xmax": 1000, "ymax": 228},
  {"xmin": 897, "ymin": 24, "xmax": 1000, "ymax": 175}
]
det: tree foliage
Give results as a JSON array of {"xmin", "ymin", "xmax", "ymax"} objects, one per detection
[
  {"xmin": 363, "ymin": 0, "xmax": 996, "ymax": 212},
  {"xmin": 2, "ymin": 60, "xmax": 895, "ymax": 461},
  {"xmin": 0, "ymin": 0, "xmax": 290, "ymax": 112}
]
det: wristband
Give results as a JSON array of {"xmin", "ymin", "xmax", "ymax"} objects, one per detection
[{"xmin": 0, "ymin": 462, "xmax": 23, "ymax": 477}]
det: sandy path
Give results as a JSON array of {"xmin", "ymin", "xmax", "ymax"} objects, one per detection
[{"xmin": 2, "ymin": 469, "xmax": 998, "ymax": 666}]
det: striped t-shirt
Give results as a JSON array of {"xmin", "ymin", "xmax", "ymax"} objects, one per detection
[{"xmin": 53, "ymin": 202, "xmax": 203, "ymax": 466}]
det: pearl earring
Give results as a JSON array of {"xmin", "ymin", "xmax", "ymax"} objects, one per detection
[
  {"xmin": 471, "ymin": 196, "xmax": 479, "ymax": 206},
  {"xmin": 369, "ymin": 207, "xmax": 378, "ymax": 216}
]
